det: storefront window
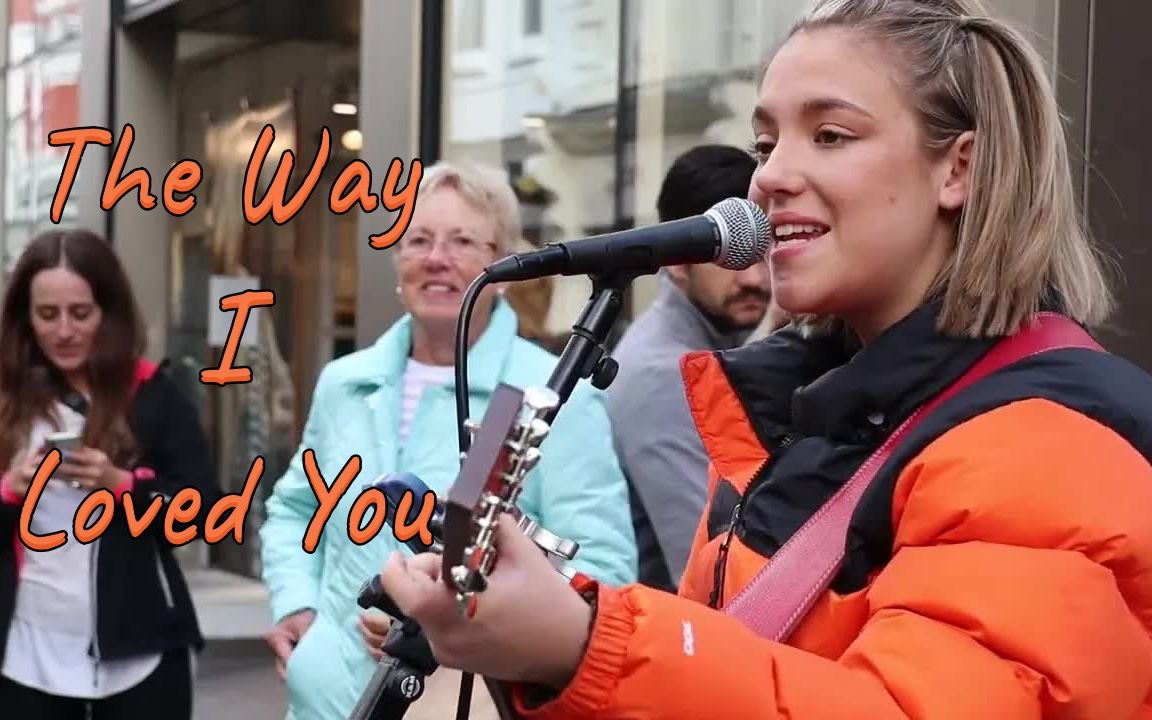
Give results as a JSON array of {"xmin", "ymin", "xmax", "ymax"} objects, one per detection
[
  {"xmin": 167, "ymin": 25, "xmax": 362, "ymax": 578},
  {"xmin": 2, "ymin": 0, "xmax": 83, "ymax": 277},
  {"xmin": 439, "ymin": 0, "xmax": 622, "ymax": 350},
  {"xmin": 620, "ymin": 0, "xmax": 812, "ymax": 311},
  {"xmin": 436, "ymin": 0, "xmax": 815, "ymax": 339},
  {"xmin": 438, "ymin": 1, "xmax": 1061, "ymax": 338}
]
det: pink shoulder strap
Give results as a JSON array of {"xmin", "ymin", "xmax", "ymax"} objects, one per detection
[
  {"xmin": 721, "ymin": 312, "xmax": 1104, "ymax": 642},
  {"xmin": 132, "ymin": 358, "xmax": 160, "ymax": 394}
]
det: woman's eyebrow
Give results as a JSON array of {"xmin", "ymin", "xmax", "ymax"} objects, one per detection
[{"xmin": 752, "ymin": 96, "xmax": 875, "ymax": 128}]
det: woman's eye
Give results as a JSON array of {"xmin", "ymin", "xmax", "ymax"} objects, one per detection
[
  {"xmin": 748, "ymin": 140, "xmax": 774, "ymax": 161},
  {"xmin": 815, "ymin": 129, "xmax": 849, "ymax": 145}
]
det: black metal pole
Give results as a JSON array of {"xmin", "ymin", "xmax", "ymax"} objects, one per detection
[{"xmin": 419, "ymin": 0, "xmax": 444, "ymax": 165}]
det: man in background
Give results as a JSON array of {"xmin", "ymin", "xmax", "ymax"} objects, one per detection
[{"xmin": 607, "ymin": 144, "xmax": 780, "ymax": 591}]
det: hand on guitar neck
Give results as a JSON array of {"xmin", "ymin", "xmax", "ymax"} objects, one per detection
[
  {"xmin": 377, "ymin": 514, "xmax": 592, "ymax": 689},
  {"xmin": 371, "ymin": 384, "xmax": 596, "ymax": 692}
]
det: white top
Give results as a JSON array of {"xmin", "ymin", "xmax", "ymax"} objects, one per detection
[
  {"xmin": 398, "ymin": 359, "xmax": 454, "ymax": 444},
  {"xmin": 1, "ymin": 401, "xmax": 162, "ymax": 698}
]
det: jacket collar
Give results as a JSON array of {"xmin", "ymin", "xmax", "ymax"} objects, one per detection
[
  {"xmin": 346, "ymin": 295, "xmax": 518, "ymax": 395},
  {"xmin": 788, "ymin": 302, "xmax": 995, "ymax": 442},
  {"xmin": 685, "ymin": 302, "xmax": 996, "ymax": 476}
]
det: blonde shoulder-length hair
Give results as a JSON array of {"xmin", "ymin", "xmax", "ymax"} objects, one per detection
[{"xmin": 783, "ymin": 0, "xmax": 1115, "ymax": 339}]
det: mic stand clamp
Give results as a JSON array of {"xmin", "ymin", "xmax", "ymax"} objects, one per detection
[
  {"xmin": 348, "ymin": 578, "xmax": 441, "ymax": 720},
  {"xmin": 542, "ymin": 270, "xmax": 638, "ymax": 419}
]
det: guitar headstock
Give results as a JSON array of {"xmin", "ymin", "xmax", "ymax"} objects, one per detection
[{"xmin": 441, "ymin": 383, "xmax": 559, "ymax": 616}]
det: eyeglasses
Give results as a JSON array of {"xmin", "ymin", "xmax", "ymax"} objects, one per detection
[{"xmin": 397, "ymin": 234, "xmax": 498, "ymax": 261}]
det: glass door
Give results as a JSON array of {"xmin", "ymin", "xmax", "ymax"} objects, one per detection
[{"xmin": 438, "ymin": 0, "xmax": 626, "ymax": 348}]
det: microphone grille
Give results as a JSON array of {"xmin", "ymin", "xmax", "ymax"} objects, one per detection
[{"xmin": 707, "ymin": 198, "xmax": 771, "ymax": 270}]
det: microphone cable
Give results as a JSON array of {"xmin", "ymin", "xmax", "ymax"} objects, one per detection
[{"xmin": 450, "ymin": 269, "xmax": 495, "ymax": 720}]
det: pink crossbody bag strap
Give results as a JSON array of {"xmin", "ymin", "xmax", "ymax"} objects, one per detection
[{"xmin": 721, "ymin": 312, "xmax": 1104, "ymax": 642}]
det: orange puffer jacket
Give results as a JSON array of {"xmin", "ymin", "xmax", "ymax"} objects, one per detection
[{"xmin": 510, "ymin": 304, "xmax": 1152, "ymax": 719}]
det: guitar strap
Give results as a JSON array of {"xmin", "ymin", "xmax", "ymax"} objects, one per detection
[
  {"xmin": 59, "ymin": 389, "xmax": 89, "ymax": 418},
  {"xmin": 721, "ymin": 312, "xmax": 1104, "ymax": 642},
  {"xmin": 52, "ymin": 359, "xmax": 161, "ymax": 419}
]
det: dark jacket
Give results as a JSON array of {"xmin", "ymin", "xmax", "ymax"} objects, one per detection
[
  {"xmin": 607, "ymin": 272, "xmax": 753, "ymax": 592},
  {"xmin": 0, "ymin": 359, "xmax": 220, "ymax": 668}
]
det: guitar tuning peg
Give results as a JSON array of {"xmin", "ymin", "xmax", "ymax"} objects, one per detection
[
  {"xmin": 463, "ymin": 419, "xmax": 480, "ymax": 435},
  {"xmin": 526, "ymin": 418, "xmax": 551, "ymax": 443},
  {"xmin": 520, "ymin": 447, "xmax": 543, "ymax": 473},
  {"xmin": 524, "ymin": 387, "xmax": 561, "ymax": 413}
]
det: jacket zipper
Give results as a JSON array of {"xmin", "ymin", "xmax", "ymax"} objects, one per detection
[
  {"xmin": 156, "ymin": 551, "xmax": 175, "ymax": 608},
  {"xmin": 708, "ymin": 434, "xmax": 796, "ymax": 609},
  {"xmin": 708, "ymin": 501, "xmax": 743, "ymax": 608},
  {"xmin": 91, "ymin": 540, "xmax": 101, "ymax": 688}
]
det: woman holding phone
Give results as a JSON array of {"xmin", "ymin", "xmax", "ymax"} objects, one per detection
[{"xmin": 0, "ymin": 229, "xmax": 219, "ymax": 719}]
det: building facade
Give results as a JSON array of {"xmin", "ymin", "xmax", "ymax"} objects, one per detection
[{"xmin": 1, "ymin": 0, "xmax": 1148, "ymax": 578}]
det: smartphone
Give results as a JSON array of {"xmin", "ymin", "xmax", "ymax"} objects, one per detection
[{"xmin": 45, "ymin": 430, "xmax": 83, "ymax": 456}]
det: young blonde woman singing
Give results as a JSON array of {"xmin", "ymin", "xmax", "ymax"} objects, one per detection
[{"xmin": 376, "ymin": 1, "xmax": 1152, "ymax": 717}]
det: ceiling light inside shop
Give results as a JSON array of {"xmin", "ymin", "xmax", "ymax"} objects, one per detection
[
  {"xmin": 332, "ymin": 102, "xmax": 358, "ymax": 116},
  {"xmin": 342, "ymin": 129, "xmax": 363, "ymax": 152}
]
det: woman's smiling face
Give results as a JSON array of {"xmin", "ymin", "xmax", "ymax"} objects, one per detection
[{"xmin": 748, "ymin": 27, "xmax": 970, "ymax": 340}]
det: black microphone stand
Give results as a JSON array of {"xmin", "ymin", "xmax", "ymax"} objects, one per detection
[{"xmin": 540, "ymin": 269, "xmax": 635, "ymax": 416}]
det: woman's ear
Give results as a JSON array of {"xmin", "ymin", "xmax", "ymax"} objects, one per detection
[
  {"xmin": 938, "ymin": 130, "xmax": 975, "ymax": 211},
  {"xmin": 664, "ymin": 265, "xmax": 691, "ymax": 288}
]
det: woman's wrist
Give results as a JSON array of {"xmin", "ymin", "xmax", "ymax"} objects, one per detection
[
  {"xmin": 108, "ymin": 467, "xmax": 133, "ymax": 489},
  {"xmin": 538, "ymin": 584, "xmax": 598, "ymax": 690}
]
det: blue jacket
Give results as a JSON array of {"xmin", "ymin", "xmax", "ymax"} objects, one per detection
[{"xmin": 259, "ymin": 298, "xmax": 638, "ymax": 720}]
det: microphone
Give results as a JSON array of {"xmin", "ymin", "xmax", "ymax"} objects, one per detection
[
  {"xmin": 357, "ymin": 472, "xmax": 445, "ymax": 621},
  {"xmin": 483, "ymin": 197, "xmax": 771, "ymax": 282},
  {"xmin": 368, "ymin": 472, "xmax": 444, "ymax": 554}
]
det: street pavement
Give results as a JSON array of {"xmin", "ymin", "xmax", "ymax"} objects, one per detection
[
  {"xmin": 193, "ymin": 639, "xmax": 286, "ymax": 720},
  {"xmin": 191, "ymin": 639, "xmax": 503, "ymax": 720},
  {"xmin": 186, "ymin": 566, "xmax": 504, "ymax": 719}
]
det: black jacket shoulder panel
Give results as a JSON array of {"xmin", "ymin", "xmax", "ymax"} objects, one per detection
[{"xmin": 840, "ymin": 347, "xmax": 1152, "ymax": 593}]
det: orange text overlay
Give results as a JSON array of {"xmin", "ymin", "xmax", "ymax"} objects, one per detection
[
  {"xmin": 200, "ymin": 289, "xmax": 276, "ymax": 386},
  {"xmin": 47, "ymin": 123, "xmax": 424, "ymax": 387},
  {"xmin": 16, "ymin": 449, "xmax": 436, "ymax": 552},
  {"xmin": 47, "ymin": 123, "xmax": 422, "ymax": 250}
]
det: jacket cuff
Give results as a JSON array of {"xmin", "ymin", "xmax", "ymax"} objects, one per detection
[
  {"xmin": 0, "ymin": 473, "xmax": 21, "ymax": 505},
  {"xmin": 269, "ymin": 585, "xmax": 319, "ymax": 625},
  {"xmin": 112, "ymin": 466, "xmax": 155, "ymax": 501},
  {"xmin": 110, "ymin": 465, "xmax": 146, "ymax": 499},
  {"xmin": 512, "ymin": 582, "xmax": 634, "ymax": 717}
]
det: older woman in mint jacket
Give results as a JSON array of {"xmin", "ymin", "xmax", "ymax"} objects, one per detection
[{"xmin": 258, "ymin": 161, "xmax": 638, "ymax": 720}]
